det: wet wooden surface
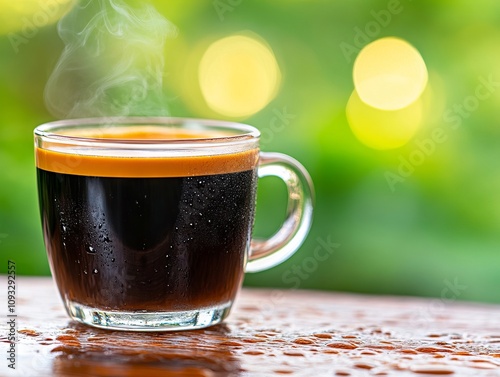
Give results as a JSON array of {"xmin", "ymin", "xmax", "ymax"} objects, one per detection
[{"xmin": 2, "ymin": 277, "xmax": 500, "ymax": 376}]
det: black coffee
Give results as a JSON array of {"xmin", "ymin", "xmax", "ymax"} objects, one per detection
[
  {"xmin": 36, "ymin": 127, "xmax": 259, "ymax": 312},
  {"xmin": 37, "ymin": 168, "xmax": 257, "ymax": 311}
]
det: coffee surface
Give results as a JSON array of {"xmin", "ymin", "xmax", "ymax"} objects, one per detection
[
  {"xmin": 36, "ymin": 126, "xmax": 259, "ymax": 177},
  {"xmin": 37, "ymin": 127, "xmax": 258, "ymax": 311}
]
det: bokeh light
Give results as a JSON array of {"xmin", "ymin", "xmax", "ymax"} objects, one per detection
[
  {"xmin": 0, "ymin": 0, "xmax": 73, "ymax": 35},
  {"xmin": 346, "ymin": 89, "xmax": 423, "ymax": 150},
  {"xmin": 353, "ymin": 37, "xmax": 428, "ymax": 111},
  {"xmin": 5, "ymin": 0, "xmax": 500, "ymax": 304},
  {"xmin": 198, "ymin": 34, "xmax": 281, "ymax": 118}
]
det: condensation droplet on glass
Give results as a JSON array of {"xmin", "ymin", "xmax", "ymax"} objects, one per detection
[
  {"xmin": 111, "ymin": 258, "xmax": 115, "ymax": 262},
  {"xmin": 83, "ymin": 270, "xmax": 88, "ymax": 275},
  {"xmin": 93, "ymin": 269, "xmax": 98, "ymax": 274}
]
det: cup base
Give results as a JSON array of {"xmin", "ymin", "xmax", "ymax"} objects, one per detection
[{"xmin": 65, "ymin": 299, "xmax": 232, "ymax": 331}]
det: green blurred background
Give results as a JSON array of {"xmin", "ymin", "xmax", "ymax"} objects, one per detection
[{"xmin": 1, "ymin": 0, "xmax": 500, "ymax": 303}]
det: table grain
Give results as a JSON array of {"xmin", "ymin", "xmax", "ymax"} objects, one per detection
[{"xmin": 1, "ymin": 277, "xmax": 500, "ymax": 376}]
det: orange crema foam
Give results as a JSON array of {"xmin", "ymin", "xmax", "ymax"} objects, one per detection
[{"xmin": 36, "ymin": 127, "xmax": 259, "ymax": 178}]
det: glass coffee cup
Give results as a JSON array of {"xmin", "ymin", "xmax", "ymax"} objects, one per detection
[{"xmin": 34, "ymin": 117, "xmax": 313, "ymax": 331}]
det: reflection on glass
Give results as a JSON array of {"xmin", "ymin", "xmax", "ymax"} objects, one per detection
[{"xmin": 52, "ymin": 323, "xmax": 240, "ymax": 377}]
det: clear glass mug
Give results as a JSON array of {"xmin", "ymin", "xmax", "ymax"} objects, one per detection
[{"xmin": 34, "ymin": 117, "xmax": 314, "ymax": 331}]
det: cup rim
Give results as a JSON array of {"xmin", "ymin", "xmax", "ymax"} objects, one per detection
[{"xmin": 34, "ymin": 116, "xmax": 260, "ymax": 145}]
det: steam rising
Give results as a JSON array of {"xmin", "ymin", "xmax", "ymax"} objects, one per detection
[{"xmin": 45, "ymin": 0, "xmax": 176, "ymax": 118}]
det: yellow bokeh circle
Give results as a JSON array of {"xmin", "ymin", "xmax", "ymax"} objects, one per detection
[
  {"xmin": 353, "ymin": 37, "xmax": 428, "ymax": 111},
  {"xmin": 198, "ymin": 34, "xmax": 281, "ymax": 118},
  {"xmin": 346, "ymin": 89, "xmax": 423, "ymax": 150}
]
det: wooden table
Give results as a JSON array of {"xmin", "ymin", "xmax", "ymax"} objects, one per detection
[{"xmin": 2, "ymin": 277, "xmax": 500, "ymax": 376}]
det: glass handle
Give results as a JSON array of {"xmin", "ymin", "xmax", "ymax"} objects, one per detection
[{"xmin": 246, "ymin": 152, "xmax": 314, "ymax": 273}]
